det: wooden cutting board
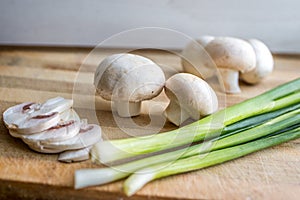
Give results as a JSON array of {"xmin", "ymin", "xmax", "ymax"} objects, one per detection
[{"xmin": 0, "ymin": 47, "xmax": 299, "ymax": 200}]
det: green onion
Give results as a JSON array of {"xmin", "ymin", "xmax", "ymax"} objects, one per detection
[
  {"xmin": 124, "ymin": 126, "xmax": 300, "ymax": 196},
  {"xmin": 75, "ymin": 106, "xmax": 300, "ymax": 189},
  {"xmin": 92, "ymin": 78, "xmax": 300, "ymax": 163}
]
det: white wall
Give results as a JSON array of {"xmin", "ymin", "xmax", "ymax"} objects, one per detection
[{"xmin": 0, "ymin": 0, "xmax": 299, "ymax": 53}]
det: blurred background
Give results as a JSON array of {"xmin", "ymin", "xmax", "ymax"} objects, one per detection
[{"xmin": 0, "ymin": 0, "xmax": 299, "ymax": 53}]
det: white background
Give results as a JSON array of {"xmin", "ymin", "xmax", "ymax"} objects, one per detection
[{"xmin": 0, "ymin": 0, "xmax": 299, "ymax": 53}]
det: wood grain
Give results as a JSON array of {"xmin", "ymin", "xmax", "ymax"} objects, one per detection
[{"xmin": 0, "ymin": 46, "xmax": 299, "ymax": 200}]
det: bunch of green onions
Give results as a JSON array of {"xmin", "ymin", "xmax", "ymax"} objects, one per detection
[{"xmin": 75, "ymin": 78, "xmax": 300, "ymax": 196}]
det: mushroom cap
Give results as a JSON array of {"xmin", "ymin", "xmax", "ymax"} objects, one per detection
[
  {"xmin": 181, "ymin": 36, "xmax": 216, "ymax": 78},
  {"xmin": 241, "ymin": 39, "xmax": 274, "ymax": 84},
  {"xmin": 197, "ymin": 35, "xmax": 215, "ymax": 46},
  {"xmin": 205, "ymin": 37, "xmax": 256, "ymax": 73},
  {"xmin": 165, "ymin": 73, "xmax": 218, "ymax": 117},
  {"xmin": 94, "ymin": 53, "xmax": 165, "ymax": 102}
]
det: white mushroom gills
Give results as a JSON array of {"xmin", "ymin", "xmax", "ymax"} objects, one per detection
[
  {"xmin": 94, "ymin": 53, "xmax": 165, "ymax": 117},
  {"xmin": 164, "ymin": 73, "xmax": 218, "ymax": 126}
]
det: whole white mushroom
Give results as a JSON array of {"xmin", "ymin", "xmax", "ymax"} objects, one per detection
[
  {"xmin": 164, "ymin": 73, "xmax": 218, "ymax": 126},
  {"xmin": 94, "ymin": 53, "xmax": 165, "ymax": 117},
  {"xmin": 241, "ymin": 39, "xmax": 274, "ymax": 84},
  {"xmin": 205, "ymin": 37, "xmax": 256, "ymax": 93}
]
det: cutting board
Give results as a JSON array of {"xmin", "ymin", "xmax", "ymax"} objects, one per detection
[{"xmin": 0, "ymin": 47, "xmax": 299, "ymax": 200}]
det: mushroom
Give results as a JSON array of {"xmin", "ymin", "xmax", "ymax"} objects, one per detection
[
  {"xmin": 6, "ymin": 111, "xmax": 61, "ymax": 134},
  {"xmin": 26, "ymin": 144, "xmax": 64, "ymax": 154},
  {"xmin": 204, "ymin": 37, "xmax": 256, "ymax": 93},
  {"xmin": 58, "ymin": 146, "xmax": 92, "ymax": 163},
  {"xmin": 41, "ymin": 124, "xmax": 102, "ymax": 150},
  {"xmin": 9, "ymin": 108, "xmax": 80, "ymax": 139},
  {"xmin": 240, "ymin": 39, "xmax": 274, "ymax": 84},
  {"xmin": 164, "ymin": 73, "xmax": 218, "ymax": 126},
  {"xmin": 34, "ymin": 96, "xmax": 73, "ymax": 115},
  {"xmin": 3, "ymin": 97, "xmax": 103, "ymax": 161},
  {"xmin": 182, "ymin": 36, "xmax": 216, "ymax": 79},
  {"xmin": 94, "ymin": 53, "xmax": 165, "ymax": 117},
  {"xmin": 22, "ymin": 120, "xmax": 81, "ymax": 144},
  {"xmin": 3, "ymin": 97, "xmax": 73, "ymax": 134}
]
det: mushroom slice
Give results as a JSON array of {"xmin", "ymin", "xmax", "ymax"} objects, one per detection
[
  {"xmin": 9, "ymin": 112, "xmax": 61, "ymax": 134},
  {"xmin": 240, "ymin": 39, "xmax": 274, "ymax": 84},
  {"xmin": 3, "ymin": 97, "xmax": 74, "ymax": 134},
  {"xmin": 205, "ymin": 37, "xmax": 256, "ymax": 93},
  {"xmin": 3, "ymin": 102, "xmax": 40, "ymax": 129},
  {"xmin": 60, "ymin": 108, "xmax": 81, "ymax": 122},
  {"xmin": 8, "ymin": 109, "xmax": 81, "ymax": 138},
  {"xmin": 41, "ymin": 124, "xmax": 102, "ymax": 150},
  {"xmin": 35, "ymin": 97, "xmax": 73, "ymax": 115},
  {"xmin": 94, "ymin": 53, "xmax": 165, "ymax": 117},
  {"xmin": 58, "ymin": 146, "xmax": 92, "ymax": 163},
  {"xmin": 22, "ymin": 120, "xmax": 81, "ymax": 144},
  {"xmin": 26, "ymin": 143, "xmax": 64, "ymax": 154},
  {"xmin": 182, "ymin": 35, "xmax": 216, "ymax": 79},
  {"xmin": 164, "ymin": 73, "xmax": 218, "ymax": 126}
]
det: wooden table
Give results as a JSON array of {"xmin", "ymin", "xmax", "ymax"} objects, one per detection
[{"xmin": 0, "ymin": 46, "xmax": 299, "ymax": 199}]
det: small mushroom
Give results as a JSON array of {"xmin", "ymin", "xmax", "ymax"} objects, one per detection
[
  {"xmin": 182, "ymin": 36, "xmax": 216, "ymax": 79},
  {"xmin": 205, "ymin": 37, "xmax": 256, "ymax": 93},
  {"xmin": 164, "ymin": 73, "xmax": 218, "ymax": 126},
  {"xmin": 58, "ymin": 146, "xmax": 92, "ymax": 163},
  {"xmin": 94, "ymin": 53, "xmax": 165, "ymax": 117},
  {"xmin": 240, "ymin": 39, "xmax": 274, "ymax": 84}
]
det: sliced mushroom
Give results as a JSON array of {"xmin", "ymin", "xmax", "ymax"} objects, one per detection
[
  {"xmin": 22, "ymin": 120, "xmax": 81, "ymax": 144},
  {"xmin": 25, "ymin": 143, "xmax": 64, "ymax": 154},
  {"xmin": 3, "ymin": 102, "xmax": 38, "ymax": 127},
  {"xmin": 60, "ymin": 108, "xmax": 81, "ymax": 122},
  {"xmin": 94, "ymin": 53, "xmax": 165, "ymax": 117},
  {"xmin": 41, "ymin": 124, "xmax": 102, "ymax": 150},
  {"xmin": 182, "ymin": 36, "xmax": 216, "ymax": 79},
  {"xmin": 164, "ymin": 73, "xmax": 218, "ymax": 126},
  {"xmin": 8, "ymin": 108, "xmax": 80, "ymax": 138},
  {"xmin": 8, "ymin": 112, "xmax": 61, "ymax": 134},
  {"xmin": 58, "ymin": 146, "xmax": 92, "ymax": 163},
  {"xmin": 34, "ymin": 97, "xmax": 73, "ymax": 115},
  {"xmin": 205, "ymin": 37, "xmax": 256, "ymax": 93},
  {"xmin": 3, "ymin": 97, "xmax": 74, "ymax": 134},
  {"xmin": 240, "ymin": 39, "xmax": 274, "ymax": 84}
]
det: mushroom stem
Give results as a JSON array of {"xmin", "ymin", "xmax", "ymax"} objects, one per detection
[
  {"xmin": 164, "ymin": 101, "xmax": 190, "ymax": 126},
  {"xmin": 217, "ymin": 68, "xmax": 241, "ymax": 93},
  {"xmin": 115, "ymin": 101, "xmax": 141, "ymax": 117}
]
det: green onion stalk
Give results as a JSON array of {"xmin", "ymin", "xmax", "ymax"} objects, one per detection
[
  {"xmin": 92, "ymin": 78, "xmax": 300, "ymax": 163},
  {"xmin": 75, "ymin": 105, "xmax": 300, "ymax": 189},
  {"xmin": 123, "ymin": 126, "xmax": 300, "ymax": 196}
]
